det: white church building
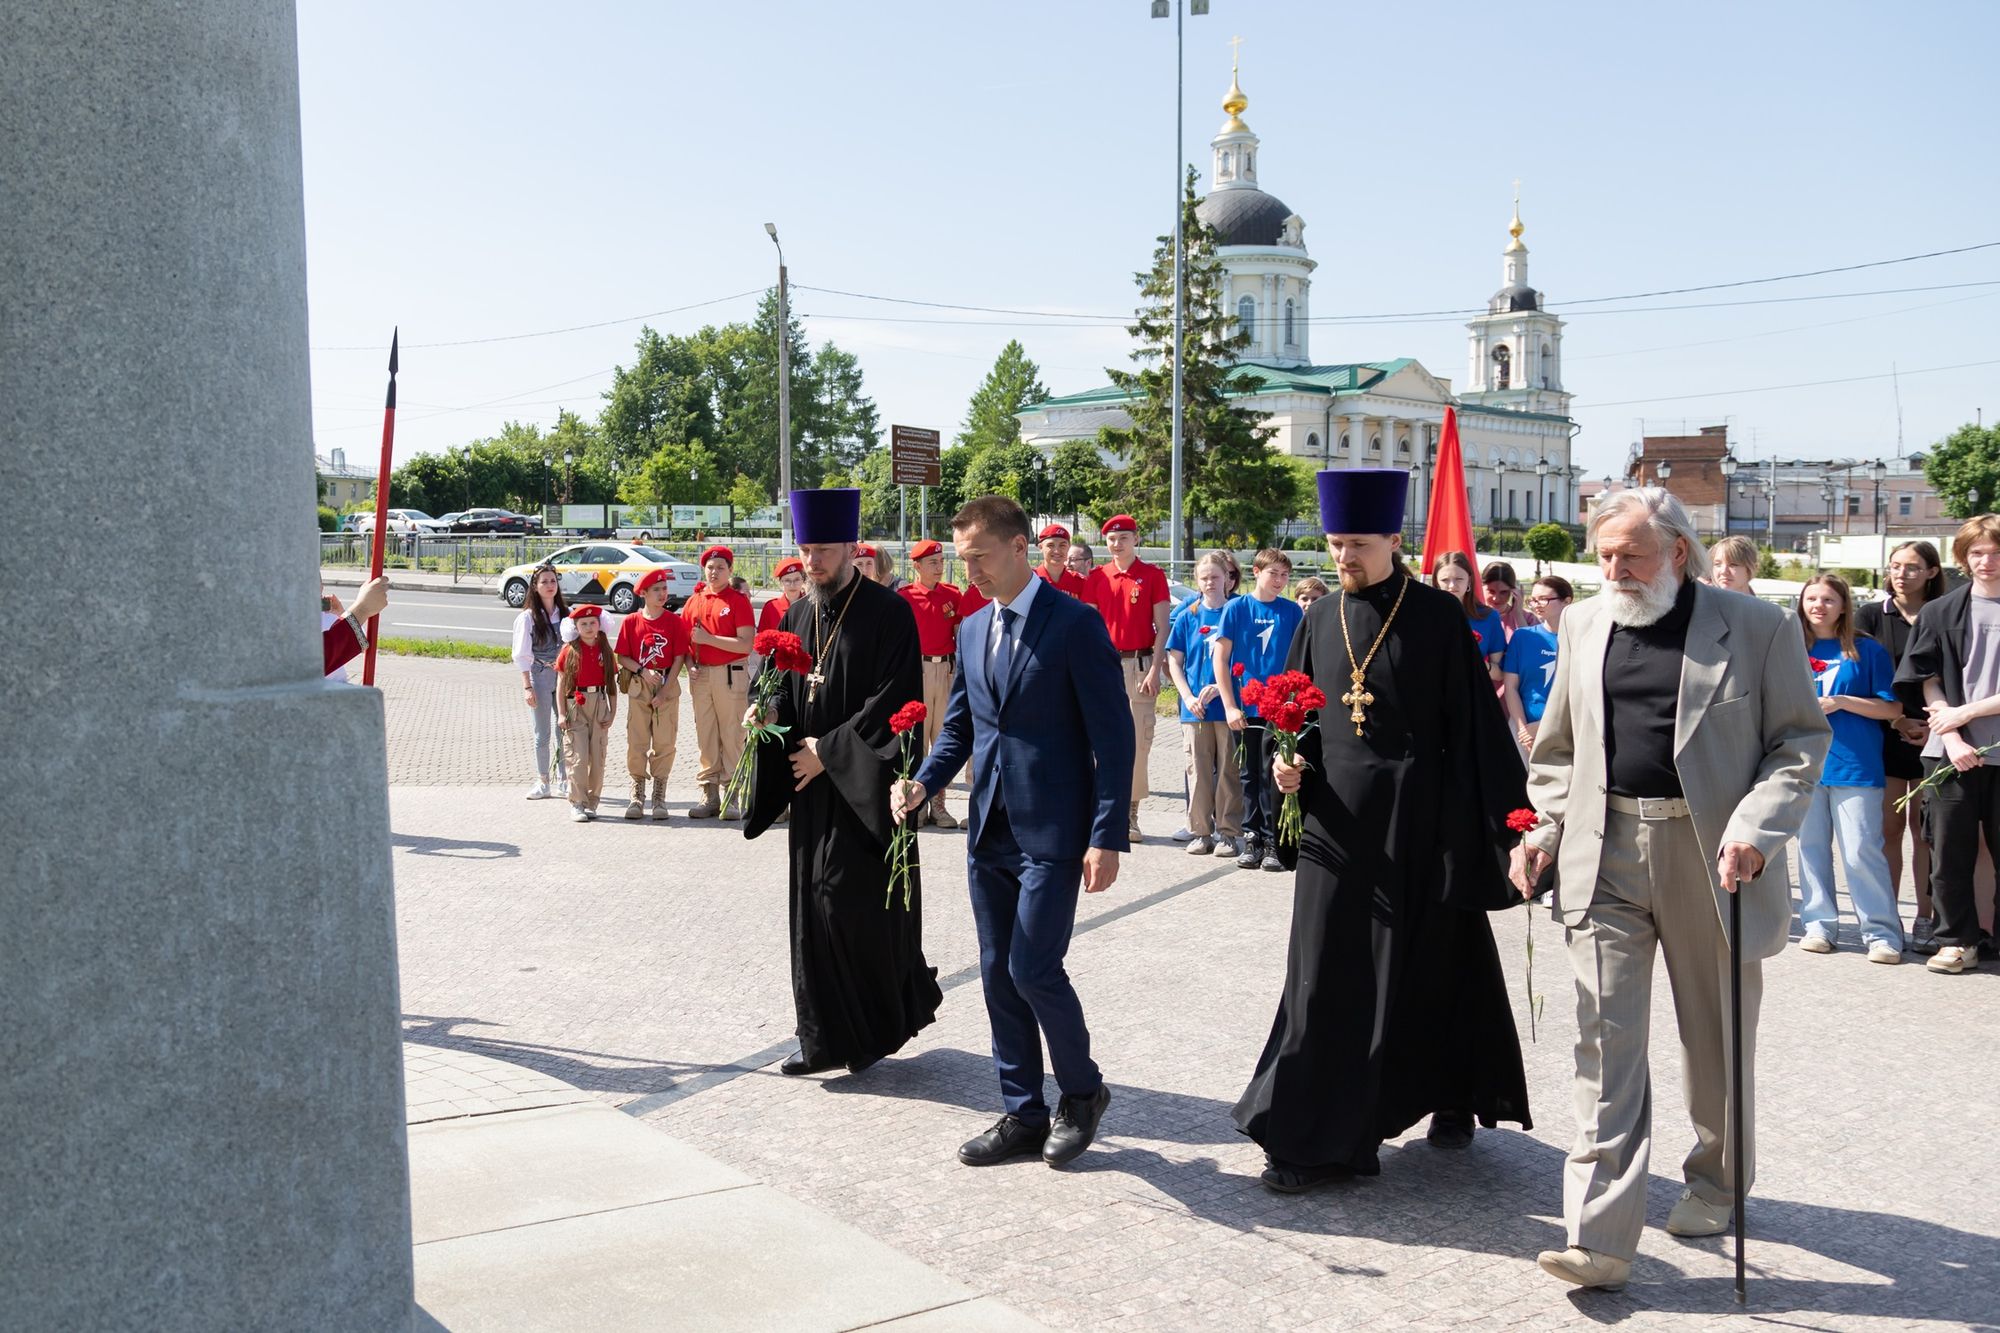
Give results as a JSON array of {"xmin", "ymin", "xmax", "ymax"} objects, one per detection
[{"xmin": 1017, "ymin": 58, "xmax": 1582, "ymax": 529}]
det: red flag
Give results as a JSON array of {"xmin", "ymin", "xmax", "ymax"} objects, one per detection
[{"xmin": 1421, "ymin": 406, "xmax": 1480, "ymax": 581}]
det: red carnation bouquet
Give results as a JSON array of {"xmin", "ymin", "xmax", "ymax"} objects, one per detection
[
  {"xmin": 884, "ymin": 700, "xmax": 927, "ymax": 909},
  {"xmin": 721, "ymin": 630, "xmax": 812, "ymax": 816},
  {"xmin": 1507, "ymin": 806, "xmax": 1547, "ymax": 1042},
  {"xmin": 1238, "ymin": 669, "xmax": 1328, "ymax": 847}
]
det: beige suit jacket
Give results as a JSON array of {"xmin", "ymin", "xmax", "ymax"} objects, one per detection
[{"xmin": 1524, "ymin": 581, "xmax": 1831, "ymax": 959}]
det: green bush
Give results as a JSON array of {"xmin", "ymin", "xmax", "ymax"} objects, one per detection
[
  {"xmin": 1757, "ymin": 546, "xmax": 1784, "ymax": 580},
  {"xmin": 1836, "ymin": 566, "xmax": 1877, "ymax": 591},
  {"xmin": 317, "ymin": 505, "xmax": 339, "ymax": 533},
  {"xmin": 1524, "ymin": 522, "xmax": 1574, "ymax": 566},
  {"xmin": 1290, "ymin": 535, "xmax": 1323, "ymax": 552}
]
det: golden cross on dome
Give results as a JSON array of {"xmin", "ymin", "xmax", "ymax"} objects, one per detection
[{"xmin": 1229, "ymin": 34, "xmax": 1243, "ymax": 69}]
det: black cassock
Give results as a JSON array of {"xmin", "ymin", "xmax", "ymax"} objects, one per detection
[
  {"xmin": 1232, "ymin": 570, "xmax": 1532, "ymax": 1173},
  {"xmin": 744, "ymin": 574, "xmax": 942, "ymax": 1067}
]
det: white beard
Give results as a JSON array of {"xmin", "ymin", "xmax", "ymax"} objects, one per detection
[{"xmin": 1604, "ymin": 563, "xmax": 1685, "ymax": 627}]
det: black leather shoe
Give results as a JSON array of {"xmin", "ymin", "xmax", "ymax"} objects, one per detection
[
  {"xmin": 779, "ymin": 1050, "xmax": 842, "ymax": 1077},
  {"xmin": 1043, "ymin": 1085, "xmax": 1111, "ymax": 1167},
  {"xmin": 1260, "ymin": 851, "xmax": 1285, "ymax": 872},
  {"xmin": 1235, "ymin": 840, "xmax": 1263, "ymax": 870},
  {"xmin": 959, "ymin": 1114, "xmax": 1050, "ymax": 1166},
  {"xmin": 1427, "ymin": 1110, "xmax": 1475, "ymax": 1150},
  {"xmin": 1259, "ymin": 1156, "xmax": 1354, "ymax": 1193}
]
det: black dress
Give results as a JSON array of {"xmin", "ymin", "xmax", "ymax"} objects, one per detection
[
  {"xmin": 745, "ymin": 574, "xmax": 943, "ymax": 1067},
  {"xmin": 1857, "ymin": 598, "xmax": 1925, "ymax": 782},
  {"xmin": 1232, "ymin": 571, "xmax": 1533, "ymax": 1173}
]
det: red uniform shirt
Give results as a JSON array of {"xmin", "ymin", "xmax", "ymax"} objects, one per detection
[
  {"xmin": 681, "ymin": 583, "xmax": 754, "ymax": 665},
  {"xmin": 1035, "ymin": 565, "xmax": 1093, "ymax": 601},
  {"xmin": 958, "ymin": 581, "xmax": 990, "ymax": 618},
  {"xmin": 756, "ymin": 595, "xmax": 793, "ymax": 634},
  {"xmin": 899, "ymin": 580, "xmax": 964, "ymax": 657},
  {"xmin": 1086, "ymin": 558, "xmax": 1170, "ymax": 650},
  {"xmin": 615, "ymin": 609, "xmax": 689, "ymax": 673},
  {"xmin": 556, "ymin": 637, "xmax": 609, "ymax": 688}
]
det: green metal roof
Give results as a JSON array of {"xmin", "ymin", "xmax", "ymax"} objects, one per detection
[{"xmin": 1454, "ymin": 401, "xmax": 1576, "ymax": 425}]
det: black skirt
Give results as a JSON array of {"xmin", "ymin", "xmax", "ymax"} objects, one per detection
[{"xmin": 1883, "ymin": 726, "xmax": 1925, "ymax": 782}]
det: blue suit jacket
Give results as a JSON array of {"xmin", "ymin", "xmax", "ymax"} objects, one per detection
[{"xmin": 914, "ymin": 579, "xmax": 1135, "ymax": 861}]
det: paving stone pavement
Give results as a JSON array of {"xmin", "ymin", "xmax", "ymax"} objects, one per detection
[{"xmin": 383, "ymin": 656, "xmax": 2000, "ymax": 1331}]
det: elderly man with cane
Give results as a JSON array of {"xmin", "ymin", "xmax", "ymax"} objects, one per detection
[{"xmin": 1511, "ymin": 488, "xmax": 1827, "ymax": 1293}]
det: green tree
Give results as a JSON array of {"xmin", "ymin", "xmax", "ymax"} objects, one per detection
[
  {"xmin": 854, "ymin": 449, "xmax": 900, "ymax": 534},
  {"xmin": 1047, "ymin": 438, "xmax": 1113, "ymax": 524},
  {"xmin": 1922, "ymin": 422, "xmax": 2000, "ymax": 518},
  {"xmin": 934, "ymin": 444, "xmax": 979, "ymax": 521},
  {"xmin": 962, "ymin": 442, "xmax": 1043, "ymax": 504},
  {"xmin": 957, "ymin": 340, "xmax": 1049, "ymax": 452},
  {"xmin": 1101, "ymin": 167, "xmax": 1296, "ymax": 549},
  {"xmin": 625, "ymin": 438, "xmax": 722, "ymax": 508},
  {"xmin": 600, "ymin": 329, "xmax": 717, "ymax": 472},
  {"xmin": 1524, "ymin": 522, "xmax": 1575, "ymax": 571},
  {"xmin": 726, "ymin": 471, "xmax": 769, "ymax": 519}
]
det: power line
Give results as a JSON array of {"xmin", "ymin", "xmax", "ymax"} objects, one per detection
[
  {"xmin": 1581, "ymin": 356, "xmax": 2000, "ymax": 409},
  {"xmin": 309, "ymin": 289, "xmax": 764, "ymax": 352}
]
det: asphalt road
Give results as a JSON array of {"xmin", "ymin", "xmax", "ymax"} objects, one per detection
[{"xmin": 372, "ymin": 589, "xmax": 795, "ymax": 644}]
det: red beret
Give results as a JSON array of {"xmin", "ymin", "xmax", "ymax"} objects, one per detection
[
  {"xmin": 855, "ymin": 543, "xmax": 877, "ymax": 559},
  {"xmin": 635, "ymin": 568, "xmax": 671, "ymax": 594},
  {"xmin": 909, "ymin": 539, "xmax": 943, "ymax": 560},
  {"xmin": 1038, "ymin": 524, "xmax": 1071, "ymax": 541},
  {"xmin": 569, "ymin": 604, "xmax": 603, "ymax": 620},
  {"xmin": 700, "ymin": 545, "xmax": 734, "ymax": 567},
  {"xmin": 774, "ymin": 557, "xmax": 804, "ymax": 579},
  {"xmin": 1100, "ymin": 514, "xmax": 1137, "ymax": 535}
]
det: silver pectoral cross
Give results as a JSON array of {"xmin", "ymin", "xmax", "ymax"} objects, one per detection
[{"xmin": 806, "ymin": 668, "xmax": 825, "ymax": 703}]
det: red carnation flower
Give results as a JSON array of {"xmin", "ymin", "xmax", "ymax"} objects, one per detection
[
  {"xmin": 1506, "ymin": 807, "xmax": 1540, "ymax": 834},
  {"xmin": 1297, "ymin": 685, "xmax": 1328, "ymax": 713},
  {"xmin": 1232, "ymin": 662, "xmax": 1246, "ymax": 679},
  {"xmin": 1269, "ymin": 701, "xmax": 1307, "ymax": 734},
  {"xmin": 889, "ymin": 701, "xmax": 927, "ymax": 735},
  {"xmin": 756, "ymin": 628, "xmax": 803, "ymax": 658},
  {"xmin": 1199, "ymin": 625, "xmax": 1212, "ymax": 636},
  {"xmin": 1239, "ymin": 680, "xmax": 1265, "ymax": 709},
  {"xmin": 572, "ymin": 691, "xmax": 586, "ymax": 707},
  {"xmin": 1808, "ymin": 657, "xmax": 1831, "ymax": 674}
]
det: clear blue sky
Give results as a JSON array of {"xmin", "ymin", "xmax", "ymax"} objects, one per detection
[{"xmin": 298, "ymin": 0, "xmax": 1999, "ymax": 484}]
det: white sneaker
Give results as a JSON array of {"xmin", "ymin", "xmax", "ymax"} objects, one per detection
[
  {"xmin": 1927, "ymin": 944, "xmax": 1977, "ymax": 974},
  {"xmin": 526, "ymin": 780, "xmax": 550, "ymax": 800},
  {"xmin": 1799, "ymin": 932, "xmax": 1835, "ymax": 954},
  {"xmin": 1866, "ymin": 941, "xmax": 1903, "ymax": 965},
  {"xmin": 570, "ymin": 807, "xmax": 590, "ymax": 823},
  {"xmin": 1665, "ymin": 1188, "xmax": 1733, "ymax": 1237}
]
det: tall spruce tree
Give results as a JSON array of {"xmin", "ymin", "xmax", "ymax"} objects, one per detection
[
  {"xmin": 1101, "ymin": 167, "xmax": 1300, "ymax": 549},
  {"xmin": 957, "ymin": 340, "xmax": 1050, "ymax": 452}
]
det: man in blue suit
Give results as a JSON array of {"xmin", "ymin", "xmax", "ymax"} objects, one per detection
[{"xmin": 895, "ymin": 495, "xmax": 1135, "ymax": 1168}]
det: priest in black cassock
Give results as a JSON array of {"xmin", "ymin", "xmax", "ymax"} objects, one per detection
[
  {"xmin": 744, "ymin": 488, "xmax": 942, "ymax": 1076},
  {"xmin": 1233, "ymin": 469, "xmax": 1532, "ymax": 1192}
]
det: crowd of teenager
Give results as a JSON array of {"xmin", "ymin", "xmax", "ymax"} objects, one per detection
[{"xmin": 503, "ymin": 518, "xmax": 2000, "ymax": 973}]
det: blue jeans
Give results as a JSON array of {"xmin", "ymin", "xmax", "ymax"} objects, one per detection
[
  {"xmin": 1797, "ymin": 784, "xmax": 1904, "ymax": 950},
  {"xmin": 529, "ymin": 659, "xmax": 561, "ymax": 781}
]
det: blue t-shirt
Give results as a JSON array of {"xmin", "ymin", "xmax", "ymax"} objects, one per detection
[
  {"xmin": 1168, "ymin": 601, "xmax": 1230, "ymax": 722},
  {"xmin": 1469, "ymin": 607, "xmax": 1507, "ymax": 660},
  {"xmin": 1501, "ymin": 623, "xmax": 1561, "ymax": 723},
  {"xmin": 1811, "ymin": 636, "xmax": 1897, "ymax": 788},
  {"xmin": 1217, "ymin": 594, "xmax": 1304, "ymax": 717}
]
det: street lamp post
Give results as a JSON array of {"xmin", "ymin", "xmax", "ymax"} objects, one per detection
[
  {"xmin": 1873, "ymin": 458, "xmax": 1888, "ymax": 538},
  {"xmin": 1535, "ymin": 455, "xmax": 1550, "ymax": 525},
  {"xmin": 1656, "ymin": 458, "xmax": 1673, "ymax": 484},
  {"xmin": 1495, "ymin": 461, "xmax": 1508, "ymax": 530},
  {"xmin": 1719, "ymin": 452, "xmax": 1738, "ymax": 536},
  {"xmin": 1150, "ymin": 0, "xmax": 1210, "ymax": 579},
  {"xmin": 764, "ymin": 223, "xmax": 792, "ymax": 549},
  {"xmin": 563, "ymin": 449, "xmax": 573, "ymax": 505}
]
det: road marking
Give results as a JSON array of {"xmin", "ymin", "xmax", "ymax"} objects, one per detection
[{"xmin": 389, "ymin": 621, "xmax": 512, "ymax": 636}]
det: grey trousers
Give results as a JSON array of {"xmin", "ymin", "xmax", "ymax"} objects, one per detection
[{"xmin": 1562, "ymin": 808, "xmax": 1762, "ymax": 1261}]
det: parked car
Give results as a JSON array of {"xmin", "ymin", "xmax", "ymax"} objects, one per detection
[
  {"xmin": 498, "ymin": 543, "xmax": 704, "ymax": 613},
  {"xmin": 446, "ymin": 508, "xmax": 535, "ymax": 535},
  {"xmin": 356, "ymin": 507, "xmax": 445, "ymax": 535},
  {"xmin": 433, "ymin": 511, "xmax": 466, "ymax": 530}
]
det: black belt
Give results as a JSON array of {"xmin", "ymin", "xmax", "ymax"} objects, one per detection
[
  {"xmin": 1119, "ymin": 648, "xmax": 1155, "ymax": 661},
  {"xmin": 922, "ymin": 654, "xmax": 955, "ymax": 664}
]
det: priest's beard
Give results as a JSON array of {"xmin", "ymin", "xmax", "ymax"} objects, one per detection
[
  {"xmin": 806, "ymin": 564, "xmax": 856, "ymax": 609},
  {"xmin": 1604, "ymin": 562, "xmax": 1684, "ymax": 627},
  {"xmin": 1338, "ymin": 557, "xmax": 1403, "ymax": 593}
]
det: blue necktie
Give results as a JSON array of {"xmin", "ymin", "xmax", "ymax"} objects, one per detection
[{"xmin": 992, "ymin": 606, "xmax": 1016, "ymax": 703}]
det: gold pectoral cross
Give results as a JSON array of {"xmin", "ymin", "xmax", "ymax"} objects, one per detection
[
  {"xmin": 806, "ymin": 668, "xmax": 825, "ymax": 704},
  {"xmin": 1342, "ymin": 670, "xmax": 1374, "ymax": 736}
]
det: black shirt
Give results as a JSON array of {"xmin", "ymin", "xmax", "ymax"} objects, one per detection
[{"xmin": 1604, "ymin": 578, "xmax": 1697, "ymax": 798}]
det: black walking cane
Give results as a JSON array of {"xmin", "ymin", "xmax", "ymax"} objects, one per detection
[{"xmin": 1730, "ymin": 884, "xmax": 1746, "ymax": 1304}]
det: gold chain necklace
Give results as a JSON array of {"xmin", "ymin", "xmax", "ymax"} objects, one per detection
[
  {"xmin": 807, "ymin": 572, "xmax": 862, "ymax": 704},
  {"xmin": 1336, "ymin": 573, "xmax": 1409, "ymax": 736}
]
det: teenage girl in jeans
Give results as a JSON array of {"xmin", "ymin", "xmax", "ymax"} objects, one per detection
[{"xmin": 511, "ymin": 565, "xmax": 569, "ymax": 799}]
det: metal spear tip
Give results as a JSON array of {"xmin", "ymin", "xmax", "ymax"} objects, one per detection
[{"xmin": 388, "ymin": 327, "xmax": 399, "ymax": 375}]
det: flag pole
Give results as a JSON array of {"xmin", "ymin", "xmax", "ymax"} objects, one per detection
[
  {"xmin": 1731, "ymin": 884, "xmax": 1747, "ymax": 1303},
  {"xmin": 362, "ymin": 329, "xmax": 399, "ymax": 686}
]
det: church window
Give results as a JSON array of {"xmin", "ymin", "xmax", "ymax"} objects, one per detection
[
  {"xmin": 1220, "ymin": 150, "xmax": 1233, "ymax": 179},
  {"xmin": 1368, "ymin": 434, "xmax": 1382, "ymax": 454},
  {"xmin": 1492, "ymin": 344, "xmax": 1512, "ymax": 390},
  {"xmin": 1397, "ymin": 434, "xmax": 1410, "ymax": 456},
  {"xmin": 1307, "ymin": 432, "xmax": 1321, "ymax": 456},
  {"xmin": 1846, "ymin": 495, "xmax": 1862, "ymax": 517},
  {"xmin": 1338, "ymin": 433, "xmax": 1350, "ymax": 453},
  {"xmin": 1899, "ymin": 493, "xmax": 1913, "ymax": 517},
  {"xmin": 1284, "ymin": 299, "xmax": 1295, "ymax": 347},
  {"xmin": 1237, "ymin": 295, "xmax": 1255, "ymax": 336},
  {"xmin": 1540, "ymin": 342, "xmax": 1553, "ymax": 388},
  {"xmin": 1245, "ymin": 150, "xmax": 1255, "ymax": 177}
]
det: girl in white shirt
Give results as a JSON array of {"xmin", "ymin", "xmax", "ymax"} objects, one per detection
[{"xmin": 512, "ymin": 566, "xmax": 569, "ymax": 798}]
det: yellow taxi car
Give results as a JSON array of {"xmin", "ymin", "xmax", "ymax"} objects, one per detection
[{"xmin": 498, "ymin": 543, "xmax": 703, "ymax": 613}]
